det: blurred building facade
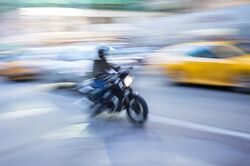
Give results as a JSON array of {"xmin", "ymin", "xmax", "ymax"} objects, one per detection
[
  {"xmin": 0, "ymin": 7, "xmax": 164, "ymax": 46},
  {"xmin": 0, "ymin": 0, "xmax": 250, "ymax": 47}
]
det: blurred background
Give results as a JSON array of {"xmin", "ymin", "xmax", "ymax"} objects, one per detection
[{"xmin": 0, "ymin": 0, "xmax": 250, "ymax": 165}]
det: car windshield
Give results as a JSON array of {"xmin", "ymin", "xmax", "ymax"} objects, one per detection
[{"xmin": 57, "ymin": 50, "xmax": 96, "ymax": 61}]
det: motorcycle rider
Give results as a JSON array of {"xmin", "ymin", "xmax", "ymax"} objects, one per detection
[
  {"xmin": 89, "ymin": 46, "xmax": 120, "ymax": 116},
  {"xmin": 92, "ymin": 46, "xmax": 119, "ymax": 89},
  {"xmin": 79, "ymin": 46, "xmax": 148, "ymax": 122}
]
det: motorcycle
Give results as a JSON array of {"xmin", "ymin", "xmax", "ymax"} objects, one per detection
[{"xmin": 77, "ymin": 67, "xmax": 148, "ymax": 124}]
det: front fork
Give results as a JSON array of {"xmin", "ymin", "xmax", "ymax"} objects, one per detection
[{"xmin": 124, "ymin": 88, "xmax": 139, "ymax": 110}]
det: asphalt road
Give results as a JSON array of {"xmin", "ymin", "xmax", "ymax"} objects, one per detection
[{"xmin": 0, "ymin": 73, "xmax": 250, "ymax": 166}]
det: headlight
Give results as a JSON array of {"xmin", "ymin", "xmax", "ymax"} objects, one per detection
[{"xmin": 123, "ymin": 75, "xmax": 133, "ymax": 87}]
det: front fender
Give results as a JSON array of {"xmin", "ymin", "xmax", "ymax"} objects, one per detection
[{"xmin": 124, "ymin": 89, "xmax": 139, "ymax": 106}]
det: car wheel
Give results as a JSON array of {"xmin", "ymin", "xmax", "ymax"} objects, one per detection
[
  {"xmin": 170, "ymin": 70, "xmax": 186, "ymax": 85},
  {"xmin": 236, "ymin": 74, "xmax": 250, "ymax": 93}
]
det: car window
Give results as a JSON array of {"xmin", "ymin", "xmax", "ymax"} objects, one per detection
[
  {"xmin": 211, "ymin": 45, "xmax": 245, "ymax": 58},
  {"xmin": 20, "ymin": 53, "xmax": 56, "ymax": 60},
  {"xmin": 234, "ymin": 42, "xmax": 250, "ymax": 53},
  {"xmin": 58, "ymin": 52, "xmax": 82, "ymax": 61},
  {"xmin": 158, "ymin": 44, "xmax": 201, "ymax": 55},
  {"xmin": 0, "ymin": 55, "xmax": 18, "ymax": 62},
  {"xmin": 187, "ymin": 47, "xmax": 216, "ymax": 58}
]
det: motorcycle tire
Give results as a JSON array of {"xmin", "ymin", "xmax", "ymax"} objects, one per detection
[{"xmin": 126, "ymin": 95, "xmax": 148, "ymax": 124}]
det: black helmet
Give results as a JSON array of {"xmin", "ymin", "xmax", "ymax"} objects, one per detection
[
  {"xmin": 97, "ymin": 46, "xmax": 110, "ymax": 58},
  {"xmin": 97, "ymin": 45, "xmax": 116, "ymax": 59}
]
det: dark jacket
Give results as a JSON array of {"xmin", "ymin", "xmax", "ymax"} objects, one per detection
[{"xmin": 92, "ymin": 57, "xmax": 118, "ymax": 78}]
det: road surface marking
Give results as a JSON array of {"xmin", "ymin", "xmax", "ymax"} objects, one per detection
[
  {"xmin": 0, "ymin": 82, "xmax": 76, "ymax": 97},
  {"xmin": 0, "ymin": 107, "xmax": 54, "ymax": 120},
  {"xmin": 36, "ymin": 82, "xmax": 76, "ymax": 91},
  {"xmin": 151, "ymin": 115, "xmax": 250, "ymax": 140},
  {"xmin": 42, "ymin": 123, "xmax": 93, "ymax": 140}
]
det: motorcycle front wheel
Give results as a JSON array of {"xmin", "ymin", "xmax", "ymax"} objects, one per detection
[{"xmin": 126, "ymin": 95, "xmax": 148, "ymax": 124}]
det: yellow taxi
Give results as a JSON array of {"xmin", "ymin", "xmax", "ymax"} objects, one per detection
[
  {"xmin": 154, "ymin": 41, "xmax": 250, "ymax": 88},
  {"xmin": 0, "ymin": 62, "xmax": 40, "ymax": 81},
  {"xmin": 0, "ymin": 53, "xmax": 41, "ymax": 81}
]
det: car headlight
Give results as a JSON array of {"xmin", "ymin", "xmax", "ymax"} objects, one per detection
[{"xmin": 124, "ymin": 75, "xmax": 133, "ymax": 87}]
